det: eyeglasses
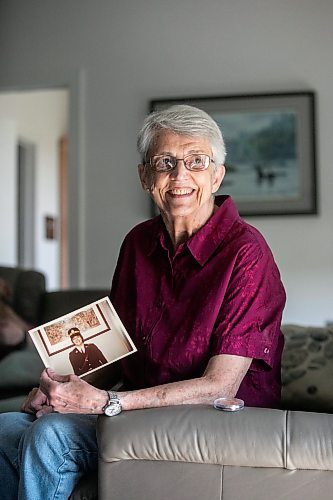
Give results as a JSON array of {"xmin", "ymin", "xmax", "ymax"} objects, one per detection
[{"xmin": 145, "ymin": 154, "xmax": 214, "ymax": 172}]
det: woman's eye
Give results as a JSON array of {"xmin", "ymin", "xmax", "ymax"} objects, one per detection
[{"xmin": 158, "ymin": 157, "xmax": 173, "ymax": 169}]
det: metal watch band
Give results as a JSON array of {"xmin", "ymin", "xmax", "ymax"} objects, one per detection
[
  {"xmin": 107, "ymin": 391, "xmax": 118, "ymax": 403},
  {"xmin": 103, "ymin": 390, "xmax": 122, "ymax": 416}
]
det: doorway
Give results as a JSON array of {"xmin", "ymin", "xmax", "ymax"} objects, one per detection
[{"xmin": 0, "ymin": 88, "xmax": 69, "ymax": 289}]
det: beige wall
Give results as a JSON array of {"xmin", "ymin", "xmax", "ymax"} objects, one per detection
[{"xmin": 0, "ymin": 0, "xmax": 332, "ymax": 325}]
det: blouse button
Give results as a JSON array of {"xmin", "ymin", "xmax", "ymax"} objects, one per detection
[{"xmin": 264, "ymin": 347, "xmax": 269, "ymax": 354}]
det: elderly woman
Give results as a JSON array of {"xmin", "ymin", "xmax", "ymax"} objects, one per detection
[{"xmin": 0, "ymin": 105, "xmax": 285, "ymax": 499}]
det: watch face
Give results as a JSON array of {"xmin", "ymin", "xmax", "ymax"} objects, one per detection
[{"xmin": 104, "ymin": 403, "xmax": 122, "ymax": 417}]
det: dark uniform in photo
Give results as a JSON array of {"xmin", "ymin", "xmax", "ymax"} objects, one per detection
[{"xmin": 68, "ymin": 327, "xmax": 107, "ymax": 376}]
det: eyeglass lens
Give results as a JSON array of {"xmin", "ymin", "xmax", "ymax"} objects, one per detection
[{"xmin": 150, "ymin": 154, "xmax": 210, "ymax": 172}]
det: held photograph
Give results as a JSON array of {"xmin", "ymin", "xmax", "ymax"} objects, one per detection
[{"xmin": 29, "ymin": 297, "xmax": 137, "ymax": 378}]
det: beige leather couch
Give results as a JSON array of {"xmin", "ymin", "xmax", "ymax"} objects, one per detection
[
  {"xmin": 97, "ymin": 404, "xmax": 333, "ymax": 500},
  {"xmin": 89, "ymin": 324, "xmax": 333, "ymax": 500}
]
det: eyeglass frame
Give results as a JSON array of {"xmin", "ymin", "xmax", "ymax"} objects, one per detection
[{"xmin": 144, "ymin": 153, "xmax": 215, "ymax": 173}]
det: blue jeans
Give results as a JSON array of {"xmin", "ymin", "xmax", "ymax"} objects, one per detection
[{"xmin": 0, "ymin": 412, "xmax": 98, "ymax": 500}]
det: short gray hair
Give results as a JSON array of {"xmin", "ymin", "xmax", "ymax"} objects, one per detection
[{"xmin": 137, "ymin": 104, "xmax": 226, "ymax": 166}]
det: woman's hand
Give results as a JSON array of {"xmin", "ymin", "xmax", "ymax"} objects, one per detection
[
  {"xmin": 38, "ymin": 368, "xmax": 108, "ymax": 415},
  {"xmin": 21, "ymin": 387, "xmax": 53, "ymax": 418}
]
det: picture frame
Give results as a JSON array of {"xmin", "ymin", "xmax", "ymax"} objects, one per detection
[
  {"xmin": 150, "ymin": 92, "xmax": 317, "ymax": 216},
  {"xmin": 37, "ymin": 301, "xmax": 110, "ymax": 357}
]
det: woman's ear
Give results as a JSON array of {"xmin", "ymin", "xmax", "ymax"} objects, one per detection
[
  {"xmin": 138, "ymin": 164, "xmax": 151, "ymax": 192},
  {"xmin": 212, "ymin": 164, "xmax": 226, "ymax": 194}
]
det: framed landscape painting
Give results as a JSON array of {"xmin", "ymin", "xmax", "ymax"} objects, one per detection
[{"xmin": 150, "ymin": 92, "xmax": 317, "ymax": 216}]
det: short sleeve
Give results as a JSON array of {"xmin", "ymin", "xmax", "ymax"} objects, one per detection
[{"xmin": 211, "ymin": 238, "xmax": 286, "ymax": 369}]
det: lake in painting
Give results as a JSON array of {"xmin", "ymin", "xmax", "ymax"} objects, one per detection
[{"xmin": 212, "ymin": 110, "xmax": 300, "ymax": 202}]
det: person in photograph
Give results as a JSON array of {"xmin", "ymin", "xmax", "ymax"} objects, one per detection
[
  {"xmin": 0, "ymin": 105, "xmax": 286, "ymax": 499},
  {"xmin": 68, "ymin": 327, "xmax": 108, "ymax": 376}
]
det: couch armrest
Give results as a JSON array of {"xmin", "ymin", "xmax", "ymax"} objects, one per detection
[
  {"xmin": 97, "ymin": 405, "xmax": 333, "ymax": 471},
  {"xmin": 97, "ymin": 405, "xmax": 285, "ymax": 468}
]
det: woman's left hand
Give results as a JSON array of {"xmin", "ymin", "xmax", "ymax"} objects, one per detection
[
  {"xmin": 38, "ymin": 368, "xmax": 108, "ymax": 415},
  {"xmin": 21, "ymin": 387, "xmax": 53, "ymax": 417}
]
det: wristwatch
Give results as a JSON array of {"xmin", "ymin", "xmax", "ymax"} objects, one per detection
[{"xmin": 103, "ymin": 391, "xmax": 122, "ymax": 417}]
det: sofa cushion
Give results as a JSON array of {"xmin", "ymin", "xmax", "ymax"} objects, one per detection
[
  {"xmin": 0, "ymin": 349, "xmax": 43, "ymax": 390},
  {"xmin": 281, "ymin": 324, "xmax": 333, "ymax": 413},
  {"xmin": 0, "ymin": 266, "xmax": 46, "ymax": 324}
]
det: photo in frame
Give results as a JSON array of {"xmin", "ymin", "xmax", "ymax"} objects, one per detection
[
  {"xmin": 150, "ymin": 92, "xmax": 317, "ymax": 216},
  {"xmin": 29, "ymin": 297, "xmax": 137, "ymax": 378}
]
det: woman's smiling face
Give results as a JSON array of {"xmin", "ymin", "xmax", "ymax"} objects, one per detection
[{"xmin": 139, "ymin": 130, "xmax": 225, "ymax": 221}]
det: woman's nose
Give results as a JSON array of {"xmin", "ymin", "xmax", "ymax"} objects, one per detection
[{"xmin": 169, "ymin": 159, "xmax": 190, "ymax": 179}]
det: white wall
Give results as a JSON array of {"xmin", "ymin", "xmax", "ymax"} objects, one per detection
[
  {"xmin": 0, "ymin": 90, "xmax": 69, "ymax": 289},
  {"xmin": 0, "ymin": 0, "xmax": 332, "ymax": 325},
  {"xmin": 0, "ymin": 119, "xmax": 17, "ymax": 265}
]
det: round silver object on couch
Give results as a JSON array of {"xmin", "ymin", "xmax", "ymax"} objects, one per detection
[{"xmin": 213, "ymin": 397, "xmax": 244, "ymax": 411}]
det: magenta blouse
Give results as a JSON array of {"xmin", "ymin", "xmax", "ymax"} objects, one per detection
[{"xmin": 110, "ymin": 196, "xmax": 286, "ymax": 408}]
